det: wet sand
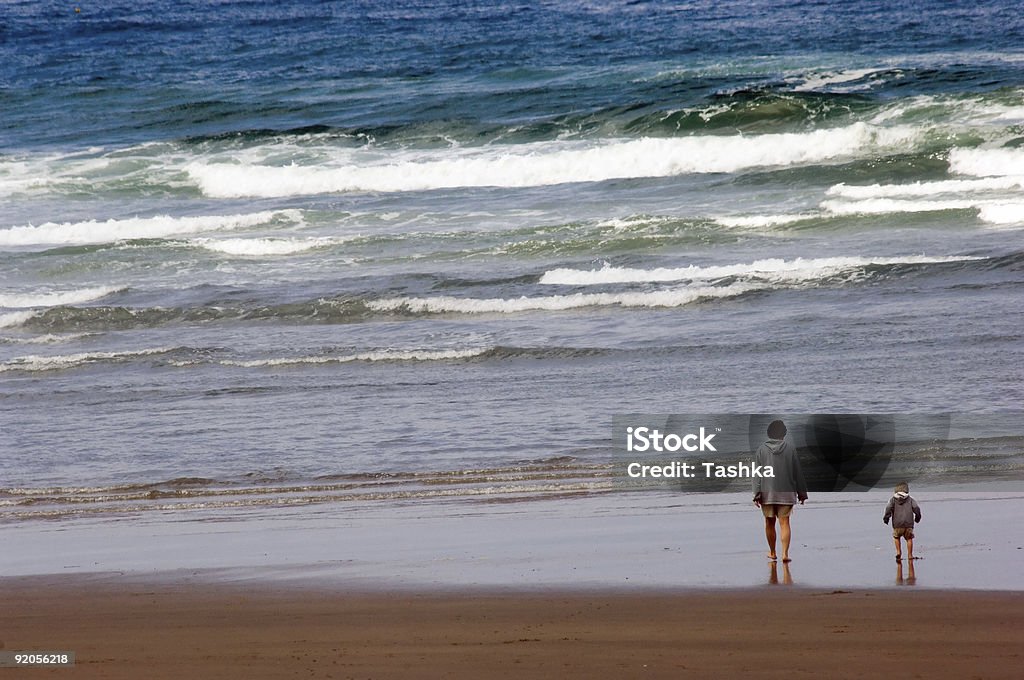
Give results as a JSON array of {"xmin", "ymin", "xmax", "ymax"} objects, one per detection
[
  {"xmin": 2, "ymin": 577, "xmax": 1022, "ymax": 679},
  {"xmin": 5, "ymin": 492, "xmax": 1024, "ymax": 590}
]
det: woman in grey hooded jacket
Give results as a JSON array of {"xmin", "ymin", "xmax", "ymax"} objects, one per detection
[{"xmin": 753, "ymin": 420, "xmax": 809, "ymax": 563}]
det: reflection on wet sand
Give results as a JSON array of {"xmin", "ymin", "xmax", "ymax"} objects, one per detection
[
  {"xmin": 769, "ymin": 560, "xmax": 793, "ymax": 585},
  {"xmin": 896, "ymin": 559, "xmax": 918, "ymax": 586}
]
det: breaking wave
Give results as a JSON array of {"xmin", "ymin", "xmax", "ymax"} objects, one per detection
[
  {"xmin": 0, "ymin": 286, "xmax": 124, "ymax": 309},
  {"xmin": 187, "ymin": 123, "xmax": 917, "ymax": 197},
  {"xmin": 0, "ymin": 347, "xmax": 179, "ymax": 373},
  {"xmin": 188, "ymin": 237, "xmax": 337, "ymax": 257},
  {"xmin": 0, "ymin": 210, "xmax": 301, "ymax": 247},
  {"xmin": 539, "ymin": 255, "xmax": 982, "ymax": 286},
  {"xmin": 368, "ymin": 283, "xmax": 756, "ymax": 314},
  {"xmin": 214, "ymin": 348, "xmax": 491, "ymax": 367},
  {"xmin": 948, "ymin": 147, "xmax": 1024, "ymax": 177}
]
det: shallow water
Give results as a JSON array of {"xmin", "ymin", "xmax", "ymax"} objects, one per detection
[{"xmin": 2, "ymin": 1, "xmax": 1023, "ymax": 530}]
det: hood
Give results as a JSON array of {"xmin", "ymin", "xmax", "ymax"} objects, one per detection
[
  {"xmin": 894, "ymin": 491, "xmax": 910, "ymax": 504},
  {"xmin": 762, "ymin": 438, "xmax": 788, "ymax": 454}
]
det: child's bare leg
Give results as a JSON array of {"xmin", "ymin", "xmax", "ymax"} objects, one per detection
[
  {"xmin": 894, "ymin": 536, "xmax": 902, "ymax": 560},
  {"xmin": 779, "ymin": 515, "xmax": 792, "ymax": 562},
  {"xmin": 907, "ymin": 537, "xmax": 914, "ymax": 560},
  {"xmin": 764, "ymin": 516, "xmax": 777, "ymax": 559}
]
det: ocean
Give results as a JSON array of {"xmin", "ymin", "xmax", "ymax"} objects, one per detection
[{"xmin": 2, "ymin": 0, "xmax": 1023, "ymax": 526}]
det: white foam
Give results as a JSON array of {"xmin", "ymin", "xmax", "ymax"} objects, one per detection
[
  {"xmin": 219, "ymin": 348, "xmax": 490, "ymax": 368},
  {"xmin": 539, "ymin": 256, "xmax": 979, "ymax": 286},
  {"xmin": 948, "ymin": 148, "xmax": 1024, "ymax": 178},
  {"xmin": 867, "ymin": 100, "xmax": 920, "ymax": 125},
  {"xmin": 0, "ymin": 286, "xmax": 123, "ymax": 309},
  {"xmin": 187, "ymin": 123, "xmax": 916, "ymax": 198},
  {"xmin": 0, "ymin": 347, "xmax": 174, "ymax": 373},
  {"xmin": 368, "ymin": 284, "xmax": 754, "ymax": 314},
  {"xmin": 988, "ymin": 106, "xmax": 1024, "ymax": 123},
  {"xmin": 594, "ymin": 215, "xmax": 674, "ymax": 230},
  {"xmin": 0, "ymin": 210, "xmax": 300, "ymax": 247},
  {"xmin": 821, "ymin": 198, "xmax": 979, "ymax": 216},
  {"xmin": 821, "ymin": 196, "xmax": 1024, "ymax": 226},
  {"xmin": 950, "ymin": 99, "xmax": 1024, "ymax": 125},
  {"xmin": 690, "ymin": 103, "xmax": 732, "ymax": 123},
  {"xmin": 0, "ymin": 311, "xmax": 38, "ymax": 329},
  {"xmin": 827, "ymin": 176, "xmax": 1024, "ymax": 199},
  {"xmin": 0, "ymin": 157, "xmax": 54, "ymax": 194},
  {"xmin": 792, "ymin": 68, "xmax": 881, "ymax": 92},
  {"xmin": 713, "ymin": 214, "xmax": 818, "ymax": 229},
  {"xmin": 0, "ymin": 176, "xmax": 51, "ymax": 193},
  {"xmin": 190, "ymin": 237, "xmax": 335, "ymax": 257},
  {"xmin": 0, "ymin": 333, "xmax": 95, "ymax": 345},
  {"xmin": 977, "ymin": 203, "xmax": 1024, "ymax": 225}
]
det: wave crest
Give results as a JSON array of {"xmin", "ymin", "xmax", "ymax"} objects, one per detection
[
  {"xmin": 187, "ymin": 123, "xmax": 916, "ymax": 198},
  {"xmin": 539, "ymin": 256, "xmax": 981, "ymax": 286},
  {"xmin": 0, "ymin": 210, "xmax": 301, "ymax": 247},
  {"xmin": 0, "ymin": 286, "xmax": 124, "ymax": 309},
  {"xmin": 368, "ymin": 284, "xmax": 755, "ymax": 314}
]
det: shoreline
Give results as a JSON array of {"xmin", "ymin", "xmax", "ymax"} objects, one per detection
[
  {"xmin": 5, "ymin": 492, "xmax": 1023, "ymax": 591},
  {"xmin": 4, "ymin": 578, "xmax": 1022, "ymax": 679}
]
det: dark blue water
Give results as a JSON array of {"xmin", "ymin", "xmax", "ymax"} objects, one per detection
[
  {"xmin": 5, "ymin": 0, "xmax": 1024, "ymax": 149},
  {"xmin": 1, "ymin": 0, "xmax": 1023, "ymax": 521}
]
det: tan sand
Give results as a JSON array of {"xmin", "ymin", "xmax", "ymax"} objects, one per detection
[{"xmin": 2, "ymin": 577, "xmax": 1022, "ymax": 679}]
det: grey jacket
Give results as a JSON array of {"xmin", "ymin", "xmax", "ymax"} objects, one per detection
[
  {"xmin": 752, "ymin": 438, "xmax": 808, "ymax": 505},
  {"xmin": 883, "ymin": 493, "xmax": 921, "ymax": 528}
]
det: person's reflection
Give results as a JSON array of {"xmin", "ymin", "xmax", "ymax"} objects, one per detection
[
  {"xmin": 895, "ymin": 559, "xmax": 917, "ymax": 586},
  {"xmin": 768, "ymin": 560, "xmax": 793, "ymax": 585}
]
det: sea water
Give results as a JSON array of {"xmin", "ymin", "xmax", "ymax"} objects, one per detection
[{"xmin": 2, "ymin": 1, "xmax": 1023, "ymax": 525}]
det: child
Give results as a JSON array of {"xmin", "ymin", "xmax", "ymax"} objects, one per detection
[{"xmin": 883, "ymin": 482, "xmax": 922, "ymax": 561}]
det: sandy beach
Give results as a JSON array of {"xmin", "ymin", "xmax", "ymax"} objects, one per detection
[
  {"xmin": 5, "ymin": 2, "xmax": 1024, "ymax": 679},
  {"xmin": 3, "ymin": 492, "xmax": 1023, "ymax": 678},
  {"xmin": 3, "ymin": 579, "xmax": 1022, "ymax": 679}
]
